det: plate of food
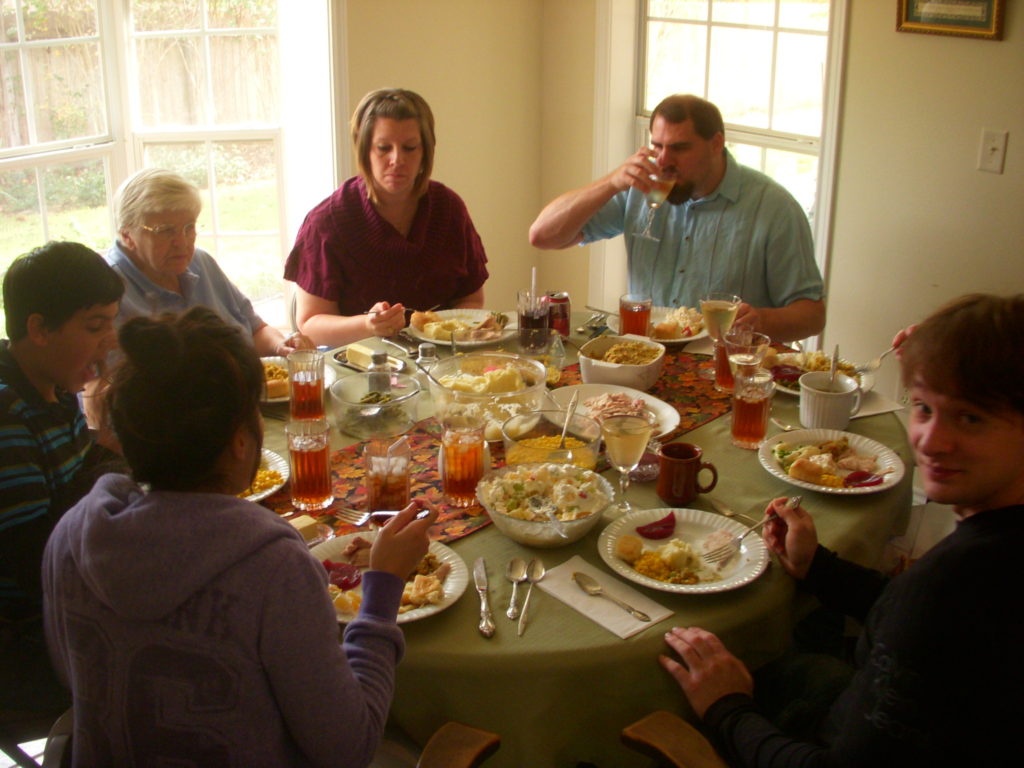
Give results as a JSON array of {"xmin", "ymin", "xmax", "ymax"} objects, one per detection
[
  {"xmin": 606, "ymin": 306, "xmax": 708, "ymax": 345},
  {"xmin": 765, "ymin": 349, "xmax": 874, "ymax": 396},
  {"xmin": 260, "ymin": 356, "xmax": 337, "ymax": 403},
  {"xmin": 598, "ymin": 508, "xmax": 769, "ymax": 594},
  {"xmin": 548, "ymin": 383, "xmax": 680, "ymax": 438},
  {"xmin": 758, "ymin": 429, "xmax": 905, "ymax": 495},
  {"xmin": 311, "ymin": 531, "xmax": 468, "ymax": 624},
  {"xmin": 241, "ymin": 449, "xmax": 289, "ymax": 503},
  {"xmin": 407, "ymin": 309, "xmax": 513, "ymax": 347}
]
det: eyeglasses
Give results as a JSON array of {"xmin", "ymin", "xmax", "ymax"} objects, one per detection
[{"xmin": 138, "ymin": 222, "xmax": 200, "ymax": 240}]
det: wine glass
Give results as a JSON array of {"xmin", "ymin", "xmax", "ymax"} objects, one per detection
[
  {"xmin": 601, "ymin": 409, "xmax": 657, "ymax": 514},
  {"xmin": 699, "ymin": 292, "xmax": 741, "ymax": 389},
  {"xmin": 634, "ymin": 167, "xmax": 675, "ymax": 243}
]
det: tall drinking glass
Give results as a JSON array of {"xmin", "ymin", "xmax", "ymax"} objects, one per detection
[
  {"xmin": 699, "ymin": 292, "xmax": 741, "ymax": 391},
  {"xmin": 441, "ymin": 414, "xmax": 488, "ymax": 508},
  {"xmin": 286, "ymin": 419, "xmax": 333, "ymax": 511},
  {"xmin": 601, "ymin": 410, "xmax": 656, "ymax": 514},
  {"xmin": 634, "ymin": 166, "xmax": 675, "ymax": 243},
  {"xmin": 619, "ymin": 293, "xmax": 652, "ymax": 336},
  {"xmin": 517, "ymin": 290, "xmax": 549, "ymax": 352},
  {"xmin": 288, "ymin": 350, "xmax": 325, "ymax": 420},
  {"xmin": 724, "ymin": 326, "xmax": 771, "ymax": 379},
  {"xmin": 731, "ymin": 369, "xmax": 775, "ymax": 449}
]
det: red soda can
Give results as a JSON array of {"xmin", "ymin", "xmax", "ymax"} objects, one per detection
[{"xmin": 547, "ymin": 291, "xmax": 571, "ymax": 336}]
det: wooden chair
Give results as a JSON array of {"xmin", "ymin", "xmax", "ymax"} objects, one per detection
[
  {"xmin": 416, "ymin": 721, "xmax": 501, "ymax": 768},
  {"xmin": 621, "ymin": 710, "xmax": 727, "ymax": 768}
]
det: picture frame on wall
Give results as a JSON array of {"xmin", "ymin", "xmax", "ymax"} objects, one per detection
[{"xmin": 897, "ymin": 0, "xmax": 1005, "ymax": 40}]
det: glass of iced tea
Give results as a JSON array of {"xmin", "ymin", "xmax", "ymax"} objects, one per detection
[
  {"xmin": 619, "ymin": 293, "xmax": 652, "ymax": 336},
  {"xmin": 365, "ymin": 437, "xmax": 411, "ymax": 512},
  {"xmin": 286, "ymin": 418, "xmax": 334, "ymax": 510},
  {"xmin": 731, "ymin": 369, "xmax": 775, "ymax": 449},
  {"xmin": 288, "ymin": 350, "xmax": 325, "ymax": 420},
  {"xmin": 517, "ymin": 290, "xmax": 550, "ymax": 351},
  {"xmin": 441, "ymin": 414, "xmax": 488, "ymax": 508}
]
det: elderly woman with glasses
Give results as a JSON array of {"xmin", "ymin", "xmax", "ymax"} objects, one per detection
[
  {"xmin": 284, "ymin": 88, "xmax": 489, "ymax": 347},
  {"xmin": 106, "ymin": 167, "xmax": 311, "ymax": 357}
]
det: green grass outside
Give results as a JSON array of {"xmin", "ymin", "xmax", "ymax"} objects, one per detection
[{"xmin": 0, "ymin": 181, "xmax": 284, "ymax": 332}]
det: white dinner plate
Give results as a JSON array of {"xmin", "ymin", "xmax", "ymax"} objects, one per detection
[
  {"xmin": 758, "ymin": 428, "xmax": 905, "ymax": 495},
  {"xmin": 311, "ymin": 531, "xmax": 469, "ymax": 624},
  {"xmin": 405, "ymin": 309, "xmax": 514, "ymax": 347},
  {"xmin": 260, "ymin": 356, "xmax": 338, "ymax": 404},
  {"xmin": 771, "ymin": 353, "xmax": 874, "ymax": 396},
  {"xmin": 549, "ymin": 384, "xmax": 680, "ymax": 438},
  {"xmin": 606, "ymin": 306, "xmax": 709, "ymax": 346},
  {"xmin": 245, "ymin": 449, "xmax": 289, "ymax": 503},
  {"xmin": 597, "ymin": 508, "xmax": 769, "ymax": 594}
]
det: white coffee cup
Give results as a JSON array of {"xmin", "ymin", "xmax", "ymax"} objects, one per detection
[{"xmin": 799, "ymin": 371, "xmax": 862, "ymax": 430}]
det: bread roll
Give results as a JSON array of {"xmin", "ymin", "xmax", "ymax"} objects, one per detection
[{"xmin": 788, "ymin": 457, "xmax": 823, "ymax": 484}]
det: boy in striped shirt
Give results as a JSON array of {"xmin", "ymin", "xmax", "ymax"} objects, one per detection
[{"xmin": 1, "ymin": 241, "xmax": 124, "ymax": 713}]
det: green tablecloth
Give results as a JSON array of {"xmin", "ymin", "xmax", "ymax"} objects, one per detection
[{"xmin": 260, "ymin": 334, "xmax": 913, "ymax": 768}]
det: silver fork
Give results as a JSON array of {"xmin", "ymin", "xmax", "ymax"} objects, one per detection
[
  {"xmin": 702, "ymin": 496, "xmax": 802, "ymax": 567},
  {"xmin": 854, "ymin": 345, "xmax": 895, "ymax": 375},
  {"xmin": 336, "ymin": 508, "xmax": 429, "ymax": 526}
]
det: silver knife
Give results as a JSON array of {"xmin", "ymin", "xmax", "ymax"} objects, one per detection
[{"xmin": 473, "ymin": 557, "xmax": 495, "ymax": 638}]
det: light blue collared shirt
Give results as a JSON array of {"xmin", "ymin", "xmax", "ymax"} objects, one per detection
[
  {"xmin": 106, "ymin": 241, "xmax": 263, "ymax": 340},
  {"xmin": 581, "ymin": 151, "xmax": 824, "ymax": 309}
]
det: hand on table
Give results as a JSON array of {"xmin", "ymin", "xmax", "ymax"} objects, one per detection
[
  {"xmin": 763, "ymin": 496, "xmax": 817, "ymax": 580},
  {"xmin": 276, "ymin": 331, "xmax": 314, "ymax": 356},
  {"xmin": 660, "ymin": 626, "xmax": 753, "ymax": 718},
  {"xmin": 365, "ymin": 301, "xmax": 407, "ymax": 337},
  {"xmin": 369, "ymin": 499, "xmax": 437, "ymax": 580}
]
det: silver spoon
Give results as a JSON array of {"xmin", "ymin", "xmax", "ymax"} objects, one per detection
[
  {"xmin": 517, "ymin": 559, "xmax": 546, "ymax": 637},
  {"xmin": 572, "ymin": 571, "xmax": 650, "ymax": 621},
  {"xmin": 505, "ymin": 558, "xmax": 528, "ymax": 620},
  {"xmin": 770, "ymin": 417, "xmax": 800, "ymax": 433}
]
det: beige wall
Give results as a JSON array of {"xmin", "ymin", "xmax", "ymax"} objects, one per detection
[
  {"xmin": 826, "ymin": 3, "xmax": 1024, "ymax": 396},
  {"xmin": 343, "ymin": 0, "xmax": 544, "ymax": 312}
]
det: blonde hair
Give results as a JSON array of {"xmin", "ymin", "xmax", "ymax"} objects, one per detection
[
  {"xmin": 115, "ymin": 168, "xmax": 202, "ymax": 232},
  {"xmin": 351, "ymin": 88, "xmax": 435, "ymax": 203}
]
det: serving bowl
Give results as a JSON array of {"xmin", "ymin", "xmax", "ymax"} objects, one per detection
[
  {"xmin": 330, "ymin": 373, "xmax": 420, "ymax": 440},
  {"xmin": 501, "ymin": 410, "xmax": 600, "ymax": 469},
  {"xmin": 427, "ymin": 353, "xmax": 547, "ymax": 441},
  {"xmin": 476, "ymin": 463, "xmax": 613, "ymax": 548},
  {"xmin": 578, "ymin": 335, "xmax": 666, "ymax": 391}
]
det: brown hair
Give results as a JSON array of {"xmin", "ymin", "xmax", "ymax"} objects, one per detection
[
  {"xmin": 900, "ymin": 293, "xmax": 1024, "ymax": 415},
  {"xmin": 650, "ymin": 94, "xmax": 725, "ymax": 141},
  {"xmin": 351, "ymin": 88, "xmax": 435, "ymax": 204},
  {"xmin": 108, "ymin": 306, "xmax": 263, "ymax": 491}
]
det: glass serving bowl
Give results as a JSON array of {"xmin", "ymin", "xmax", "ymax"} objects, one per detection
[
  {"xmin": 427, "ymin": 353, "xmax": 547, "ymax": 441},
  {"xmin": 330, "ymin": 373, "xmax": 420, "ymax": 440},
  {"xmin": 501, "ymin": 410, "xmax": 601, "ymax": 470}
]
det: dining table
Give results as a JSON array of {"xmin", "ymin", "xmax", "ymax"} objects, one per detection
[{"xmin": 258, "ymin": 313, "xmax": 914, "ymax": 768}]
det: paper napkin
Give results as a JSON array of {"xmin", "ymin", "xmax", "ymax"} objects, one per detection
[
  {"xmin": 852, "ymin": 390, "xmax": 904, "ymax": 419},
  {"xmin": 538, "ymin": 556, "xmax": 673, "ymax": 639}
]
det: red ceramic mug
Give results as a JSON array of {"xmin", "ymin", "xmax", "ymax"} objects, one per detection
[{"xmin": 656, "ymin": 442, "xmax": 718, "ymax": 506}]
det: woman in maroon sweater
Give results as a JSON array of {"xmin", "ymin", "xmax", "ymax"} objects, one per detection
[{"xmin": 285, "ymin": 88, "xmax": 489, "ymax": 347}]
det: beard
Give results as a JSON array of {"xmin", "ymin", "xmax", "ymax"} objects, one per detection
[{"xmin": 667, "ymin": 181, "xmax": 695, "ymax": 205}]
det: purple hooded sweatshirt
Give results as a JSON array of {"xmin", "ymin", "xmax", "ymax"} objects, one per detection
[{"xmin": 43, "ymin": 473, "xmax": 405, "ymax": 768}]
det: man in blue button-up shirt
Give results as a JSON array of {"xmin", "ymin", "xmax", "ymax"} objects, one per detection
[{"xmin": 530, "ymin": 94, "xmax": 825, "ymax": 342}]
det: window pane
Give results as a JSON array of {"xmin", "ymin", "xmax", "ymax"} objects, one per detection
[
  {"xmin": 708, "ymin": 26, "xmax": 771, "ymax": 128},
  {"xmin": 212, "ymin": 236, "xmax": 281, "ymax": 303},
  {"xmin": 648, "ymin": 0, "xmax": 707, "ymax": 21},
  {"xmin": 0, "ymin": 169, "xmax": 44, "ymax": 264},
  {"xmin": 0, "ymin": 51, "xmax": 29, "ymax": 148},
  {"xmin": 210, "ymin": 34, "xmax": 278, "ymax": 124},
  {"xmin": 712, "ymin": 0, "xmax": 774, "ymax": 26},
  {"xmin": 764, "ymin": 147, "xmax": 817, "ymax": 218},
  {"xmin": 213, "ymin": 140, "xmax": 278, "ymax": 230},
  {"xmin": 137, "ymin": 37, "xmax": 207, "ymax": 126},
  {"xmin": 132, "ymin": 0, "xmax": 200, "ymax": 32},
  {"xmin": 779, "ymin": 0, "xmax": 829, "ymax": 32},
  {"xmin": 772, "ymin": 32, "xmax": 825, "ymax": 135},
  {"xmin": 208, "ymin": 0, "xmax": 277, "ymax": 28},
  {"xmin": 644, "ymin": 21, "xmax": 706, "ymax": 111},
  {"xmin": 726, "ymin": 141, "xmax": 762, "ymax": 170},
  {"xmin": 142, "ymin": 142, "xmax": 211, "ymax": 234},
  {"xmin": 28, "ymin": 42, "xmax": 107, "ymax": 141},
  {"xmin": 24, "ymin": 0, "xmax": 97, "ymax": 41},
  {"xmin": 41, "ymin": 158, "xmax": 109, "ymax": 249}
]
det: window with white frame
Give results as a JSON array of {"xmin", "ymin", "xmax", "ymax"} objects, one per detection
[
  {"xmin": 639, "ymin": 0, "xmax": 834, "ymax": 221},
  {"xmin": 0, "ymin": 0, "xmax": 333, "ymax": 329}
]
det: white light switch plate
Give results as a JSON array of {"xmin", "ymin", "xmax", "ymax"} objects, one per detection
[{"xmin": 978, "ymin": 129, "xmax": 1007, "ymax": 174}]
